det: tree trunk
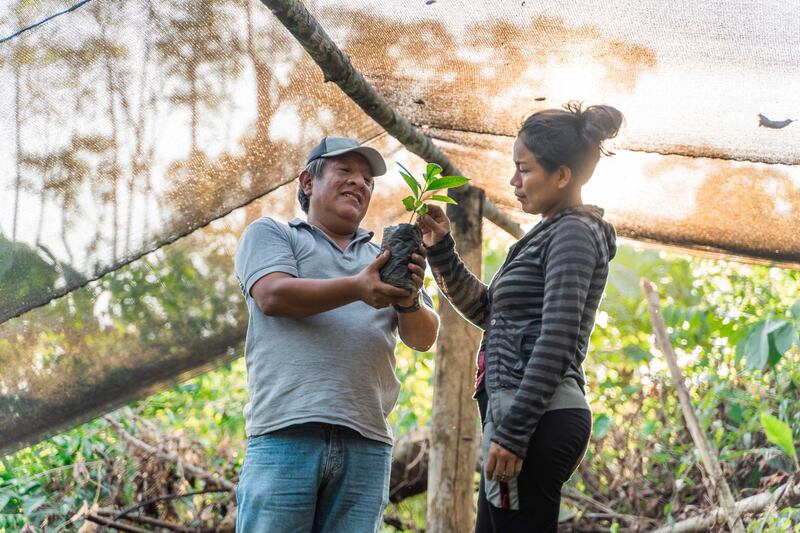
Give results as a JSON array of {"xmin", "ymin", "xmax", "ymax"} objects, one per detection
[
  {"xmin": 427, "ymin": 186, "xmax": 483, "ymax": 532},
  {"xmin": 97, "ymin": 9, "xmax": 121, "ymax": 262},
  {"xmin": 190, "ymin": 61, "xmax": 198, "ymax": 156},
  {"xmin": 245, "ymin": 0, "xmax": 273, "ymax": 147},
  {"xmin": 13, "ymin": 57, "xmax": 21, "ymax": 242}
]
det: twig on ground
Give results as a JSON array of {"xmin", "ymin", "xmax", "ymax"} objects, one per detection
[
  {"xmin": 85, "ymin": 513, "xmax": 150, "ymax": 533},
  {"xmin": 108, "ymin": 488, "xmax": 230, "ymax": 521},
  {"xmin": 97, "ymin": 509, "xmax": 194, "ymax": 532}
]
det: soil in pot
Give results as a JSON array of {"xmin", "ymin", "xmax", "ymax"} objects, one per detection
[{"xmin": 379, "ymin": 223, "xmax": 423, "ymax": 291}]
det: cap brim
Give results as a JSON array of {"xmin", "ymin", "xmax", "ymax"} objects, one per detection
[{"xmin": 321, "ymin": 146, "xmax": 387, "ymax": 177}]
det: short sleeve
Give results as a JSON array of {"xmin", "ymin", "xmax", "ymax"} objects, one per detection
[{"xmin": 235, "ymin": 218, "xmax": 298, "ymax": 297}]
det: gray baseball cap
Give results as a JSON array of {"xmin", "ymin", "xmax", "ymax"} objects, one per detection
[{"xmin": 306, "ymin": 136, "xmax": 387, "ymax": 177}]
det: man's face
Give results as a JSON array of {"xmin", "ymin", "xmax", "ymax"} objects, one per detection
[{"xmin": 305, "ymin": 152, "xmax": 374, "ymax": 227}]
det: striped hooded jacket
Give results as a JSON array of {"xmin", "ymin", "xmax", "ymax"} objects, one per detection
[{"xmin": 426, "ymin": 205, "xmax": 617, "ymax": 458}]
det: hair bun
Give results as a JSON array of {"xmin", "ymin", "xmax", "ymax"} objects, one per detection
[{"xmin": 565, "ymin": 101, "xmax": 624, "ymax": 154}]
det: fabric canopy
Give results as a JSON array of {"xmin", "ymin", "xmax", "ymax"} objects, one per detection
[{"xmin": 0, "ymin": 0, "xmax": 798, "ymax": 453}]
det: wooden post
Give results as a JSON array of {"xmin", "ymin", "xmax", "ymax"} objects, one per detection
[
  {"xmin": 641, "ymin": 279, "xmax": 745, "ymax": 533},
  {"xmin": 427, "ymin": 187, "xmax": 483, "ymax": 532}
]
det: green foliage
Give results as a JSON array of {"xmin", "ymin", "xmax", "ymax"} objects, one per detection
[
  {"xmin": 0, "ymin": 358, "xmax": 248, "ymax": 531},
  {"xmin": 0, "ymin": 235, "xmax": 58, "ymax": 305},
  {"xmin": 3, "ymin": 240, "xmax": 800, "ymax": 531},
  {"xmin": 760, "ymin": 413, "xmax": 797, "ymax": 466},
  {"xmin": 737, "ymin": 319, "xmax": 798, "ymax": 371},
  {"xmin": 397, "ymin": 162, "xmax": 469, "ymax": 223}
]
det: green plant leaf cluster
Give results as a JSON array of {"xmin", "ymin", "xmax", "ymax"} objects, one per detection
[{"xmin": 397, "ymin": 162, "xmax": 469, "ymax": 223}]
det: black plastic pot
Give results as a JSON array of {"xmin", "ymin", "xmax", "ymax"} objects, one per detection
[{"xmin": 379, "ymin": 223, "xmax": 423, "ymax": 291}]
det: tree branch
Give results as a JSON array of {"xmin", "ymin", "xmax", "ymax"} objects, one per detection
[
  {"xmin": 97, "ymin": 509, "xmax": 194, "ymax": 532},
  {"xmin": 258, "ymin": 0, "xmax": 523, "ymax": 239},
  {"xmin": 85, "ymin": 513, "xmax": 151, "ymax": 533},
  {"xmin": 651, "ymin": 476, "xmax": 800, "ymax": 533}
]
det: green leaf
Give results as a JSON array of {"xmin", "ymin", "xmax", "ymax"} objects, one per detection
[
  {"xmin": 425, "ymin": 163, "xmax": 443, "ymax": 180},
  {"xmin": 397, "ymin": 164, "xmax": 421, "ymax": 198},
  {"xmin": 767, "ymin": 335, "xmax": 783, "ymax": 368},
  {"xmin": 417, "ymin": 204, "xmax": 429, "ymax": 216},
  {"xmin": 770, "ymin": 320, "xmax": 795, "ymax": 355},
  {"xmin": 622, "ymin": 384, "xmax": 641, "ymax": 395},
  {"xmin": 760, "ymin": 413, "xmax": 797, "ymax": 463},
  {"xmin": 743, "ymin": 321, "xmax": 769, "ymax": 371},
  {"xmin": 0, "ymin": 493, "xmax": 11, "ymax": 512},
  {"xmin": 640, "ymin": 419, "xmax": 657, "ymax": 436},
  {"xmin": 791, "ymin": 299, "xmax": 800, "ymax": 319},
  {"xmin": 727, "ymin": 403, "xmax": 745, "ymax": 424},
  {"xmin": 22, "ymin": 495, "xmax": 46, "ymax": 516},
  {"xmin": 430, "ymin": 194, "xmax": 458, "ymax": 205},
  {"xmin": 426, "ymin": 176, "xmax": 470, "ymax": 191},
  {"xmin": 734, "ymin": 336, "xmax": 747, "ymax": 366},
  {"xmin": 402, "ymin": 195, "xmax": 416, "ymax": 212},
  {"xmin": 592, "ymin": 413, "xmax": 612, "ymax": 439},
  {"xmin": 623, "ymin": 345, "xmax": 651, "ymax": 362}
]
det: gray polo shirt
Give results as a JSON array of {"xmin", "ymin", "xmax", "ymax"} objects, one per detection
[{"xmin": 235, "ymin": 217, "xmax": 428, "ymax": 445}]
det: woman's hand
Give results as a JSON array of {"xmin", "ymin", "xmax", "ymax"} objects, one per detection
[
  {"xmin": 418, "ymin": 204, "xmax": 451, "ymax": 248},
  {"xmin": 485, "ymin": 442, "xmax": 523, "ymax": 483}
]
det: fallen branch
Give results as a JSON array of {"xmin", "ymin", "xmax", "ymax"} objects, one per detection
[
  {"xmin": 652, "ymin": 476, "xmax": 800, "ymax": 533},
  {"xmin": 103, "ymin": 416, "xmax": 234, "ymax": 491},
  {"xmin": 642, "ymin": 280, "xmax": 745, "ymax": 533},
  {"xmin": 97, "ymin": 509, "xmax": 193, "ymax": 532},
  {"xmin": 106, "ymin": 488, "xmax": 229, "ymax": 520},
  {"xmin": 390, "ymin": 428, "xmax": 430, "ymax": 503},
  {"xmin": 85, "ymin": 513, "xmax": 151, "ymax": 533},
  {"xmin": 383, "ymin": 513, "xmax": 420, "ymax": 532},
  {"xmin": 562, "ymin": 486, "xmax": 656, "ymax": 527}
]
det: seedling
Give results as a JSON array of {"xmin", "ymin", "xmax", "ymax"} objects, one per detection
[
  {"xmin": 379, "ymin": 162, "xmax": 470, "ymax": 291},
  {"xmin": 397, "ymin": 162, "xmax": 470, "ymax": 223}
]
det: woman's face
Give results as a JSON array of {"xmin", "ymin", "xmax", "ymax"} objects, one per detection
[{"xmin": 510, "ymin": 136, "xmax": 566, "ymax": 217}]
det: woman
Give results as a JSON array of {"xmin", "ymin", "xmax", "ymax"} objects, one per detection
[{"xmin": 419, "ymin": 102, "xmax": 623, "ymax": 532}]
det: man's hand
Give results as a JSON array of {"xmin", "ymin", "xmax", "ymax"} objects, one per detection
[
  {"xmin": 485, "ymin": 442, "xmax": 523, "ymax": 483},
  {"xmin": 418, "ymin": 204, "xmax": 451, "ymax": 248},
  {"xmin": 395, "ymin": 246, "xmax": 427, "ymax": 308},
  {"xmin": 354, "ymin": 250, "xmax": 412, "ymax": 309}
]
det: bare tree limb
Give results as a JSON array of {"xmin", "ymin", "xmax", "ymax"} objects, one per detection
[
  {"xmin": 641, "ymin": 279, "xmax": 745, "ymax": 533},
  {"xmin": 85, "ymin": 513, "xmax": 151, "ymax": 533},
  {"xmin": 97, "ymin": 509, "xmax": 194, "ymax": 532},
  {"xmin": 106, "ymin": 489, "xmax": 230, "ymax": 521},
  {"xmin": 103, "ymin": 416, "xmax": 234, "ymax": 491},
  {"xmin": 561, "ymin": 486, "xmax": 656, "ymax": 527},
  {"xmin": 652, "ymin": 476, "xmax": 800, "ymax": 533},
  {"xmin": 258, "ymin": 0, "xmax": 524, "ymax": 239}
]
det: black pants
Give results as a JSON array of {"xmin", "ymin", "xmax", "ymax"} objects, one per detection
[{"xmin": 475, "ymin": 390, "xmax": 591, "ymax": 533}]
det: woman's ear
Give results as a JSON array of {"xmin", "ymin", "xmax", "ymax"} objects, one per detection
[
  {"xmin": 299, "ymin": 170, "xmax": 314, "ymax": 196},
  {"xmin": 556, "ymin": 165, "xmax": 573, "ymax": 190}
]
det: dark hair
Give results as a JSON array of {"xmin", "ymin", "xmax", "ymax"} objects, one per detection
[
  {"xmin": 297, "ymin": 158, "xmax": 326, "ymax": 213},
  {"xmin": 518, "ymin": 101, "xmax": 624, "ymax": 181}
]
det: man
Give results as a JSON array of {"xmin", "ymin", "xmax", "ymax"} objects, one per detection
[{"xmin": 234, "ymin": 137, "xmax": 439, "ymax": 532}]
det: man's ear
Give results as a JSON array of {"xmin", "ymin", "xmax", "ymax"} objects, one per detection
[
  {"xmin": 556, "ymin": 165, "xmax": 573, "ymax": 190},
  {"xmin": 299, "ymin": 170, "xmax": 314, "ymax": 196}
]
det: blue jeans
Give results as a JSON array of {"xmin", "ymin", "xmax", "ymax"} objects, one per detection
[{"xmin": 236, "ymin": 423, "xmax": 392, "ymax": 533}]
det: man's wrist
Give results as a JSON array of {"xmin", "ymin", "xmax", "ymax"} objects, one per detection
[{"xmin": 394, "ymin": 294, "xmax": 421, "ymax": 313}]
